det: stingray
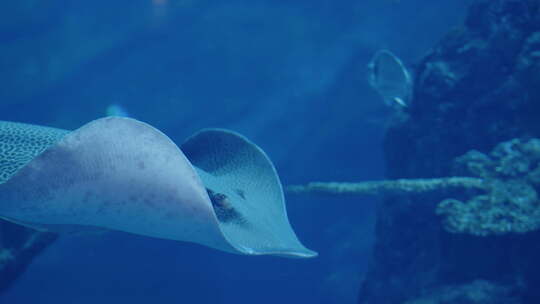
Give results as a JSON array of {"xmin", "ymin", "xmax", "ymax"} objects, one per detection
[{"xmin": 0, "ymin": 117, "xmax": 316, "ymax": 258}]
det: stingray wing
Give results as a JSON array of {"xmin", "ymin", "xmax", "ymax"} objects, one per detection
[
  {"xmin": 182, "ymin": 129, "xmax": 317, "ymax": 258},
  {"xmin": 0, "ymin": 117, "xmax": 232, "ymax": 251}
]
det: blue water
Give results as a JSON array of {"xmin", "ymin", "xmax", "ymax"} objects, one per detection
[{"xmin": 0, "ymin": 1, "xmax": 470, "ymax": 303}]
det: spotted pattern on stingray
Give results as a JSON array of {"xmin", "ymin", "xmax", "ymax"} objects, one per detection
[{"xmin": 0, "ymin": 121, "xmax": 69, "ymax": 184}]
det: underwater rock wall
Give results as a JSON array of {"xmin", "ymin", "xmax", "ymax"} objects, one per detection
[{"xmin": 359, "ymin": 0, "xmax": 540, "ymax": 303}]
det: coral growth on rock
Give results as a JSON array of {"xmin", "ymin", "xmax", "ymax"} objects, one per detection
[{"xmin": 438, "ymin": 138, "xmax": 540, "ymax": 236}]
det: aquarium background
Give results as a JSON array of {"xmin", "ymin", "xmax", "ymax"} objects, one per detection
[{"xmin": 0, "ymin": 0, "xmax": 483, "ymax": 303}]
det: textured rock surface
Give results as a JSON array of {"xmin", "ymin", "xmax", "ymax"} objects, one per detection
[
  {"xmin": 359, "ymin": 0, "xmax": 540, "ymax": 303},
  {"xmin": 437, "ymin": 138, "xmax": 540, "ymax": 236}
]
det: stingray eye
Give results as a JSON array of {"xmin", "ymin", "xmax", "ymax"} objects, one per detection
[
  {"xmin": 206, "ymin": 188, "xmax": 231, "ymax": 209},
  {"xmin": 206, "ymin": 188, "xmax": 246, "ymax": 224},
  {"xmin": 214, "ymin": 193, "xmax": 233, "ymax": 210},
  {"xmin": 212, "ymin": 192, "xmax": 228, "ymax": 208}
]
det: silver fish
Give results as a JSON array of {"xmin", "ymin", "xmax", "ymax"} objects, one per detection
[{"xmin": 368, "ymin": 49, "xmax": 412, "ymax": 108}]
